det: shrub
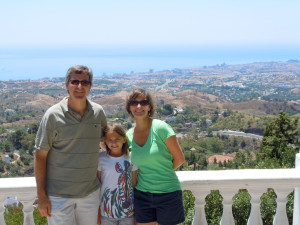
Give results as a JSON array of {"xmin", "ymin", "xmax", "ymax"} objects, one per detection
[{"xmin": 4, "ymin": 204, "xmax": 47, "ymax": 225}]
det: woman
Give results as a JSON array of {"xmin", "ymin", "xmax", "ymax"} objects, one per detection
[{"xmin": 126, "ymin": 88, "xmax": 185, "ymax": 225}]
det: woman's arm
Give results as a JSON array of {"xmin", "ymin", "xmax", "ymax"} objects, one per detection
[
  {"xmin": 132, "ymin": 170, "xmax": 138, "ymax": 188},
  {"xmin": 164, "ymin": 135, "xmax": 185, "ymax": 170}
]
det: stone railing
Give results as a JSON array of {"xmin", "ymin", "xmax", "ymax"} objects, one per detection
[
  {"xmin": 1, "ymin": 155, "xmax": 300, "ymax": 225},
  {"xmin": 177, "ymin": 168, "xmax": 300, "ymax": 225},
  {"xmin": 0, "ymin": 177, "xmax": 36, "ymax": 225}
]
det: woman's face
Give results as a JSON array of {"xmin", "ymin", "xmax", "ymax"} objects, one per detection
[{"xmin": 129, "ymin": 94, "xmax": 151, "ymax": 119}]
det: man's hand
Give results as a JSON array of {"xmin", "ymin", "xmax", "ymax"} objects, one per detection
[
  {"xmin": 35, "ymin": 149, "xmax": 50, "ymax": 217},
  {"xmin": 38, "ymin": 194, "xmax": 51, "ymax": 217}
]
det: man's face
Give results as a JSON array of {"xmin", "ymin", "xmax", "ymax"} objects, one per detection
[{"xmin": 66, "ymin": 73, "xmax": 91, "ymax": 100}]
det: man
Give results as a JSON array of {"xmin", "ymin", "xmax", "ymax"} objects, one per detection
[{"xmin": 35, "ymin": 65, "xmax": 106, "ymax": 225}]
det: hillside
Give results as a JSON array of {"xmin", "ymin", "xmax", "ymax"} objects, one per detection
[
  {"xmin": 94, "ymin": 90, "xmax": 300, "ymax": 117},
  {"xmin": 223, "ymin": 100, "xmax": 300, "ymax": 116}
]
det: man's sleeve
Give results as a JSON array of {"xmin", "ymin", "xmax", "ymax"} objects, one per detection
[
  {"xmin": 35, "ymin": 114, "xmax": 53, "ymax": 151},
  {"xmin": 100, "ymin": 109, "xmax": 107, "ymax": 140}
]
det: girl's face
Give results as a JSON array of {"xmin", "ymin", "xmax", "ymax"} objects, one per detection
[
  {"xmin": 129, "ymin": 94, "xmax": 150, "ymax": 119},
  {"xmin": 104, "ymin": 131, "xmax": 126, "ymax": 157}
]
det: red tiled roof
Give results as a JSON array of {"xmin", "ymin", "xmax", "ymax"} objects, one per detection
[{"xmin": 207, "ymin": 155, "xmax": 234, "ymax": 164}]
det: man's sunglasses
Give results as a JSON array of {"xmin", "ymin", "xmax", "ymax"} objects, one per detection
[
  {"xmin": 130, "ymin": 100, "xmax": 149, "ymax": 106},
  {"xmin": 69, "ymin": 80, "xmax": 91, "ymax": 86}
]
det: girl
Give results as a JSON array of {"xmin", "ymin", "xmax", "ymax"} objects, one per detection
[
  {"xmin": 98, "ymin": 124, "xmax": 138, "ymax": 225},
  {"xmin": 125, "ymin": 89, "xmax": 185, "ymax": 225}
]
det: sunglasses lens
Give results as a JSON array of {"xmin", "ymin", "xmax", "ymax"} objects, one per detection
[
  {"xmin": 140, "ymin": 100, "xmax": 148, "ymax": 105},
  {"xmin": 70, "ymin": 80, "xmax": 90, "ymax": 86},
  {"xmin": 130, "ymin": 101, "xmax": 137, "ymax": 106},
  {"xmin": 130, "ymin": 100, "xmax": 149, "ymax": 106},
  {"xmin": 81, "ymin": 80, "xmax": 90, "ymax": 86},
  {"xmin": 70, "ymin": 80, "xmax": 80, "ymax": 85}
]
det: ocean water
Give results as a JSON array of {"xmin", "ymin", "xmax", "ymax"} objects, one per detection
[{"xmin": 0, "ymin": 45, "xmax": 299, "ymax": 81}]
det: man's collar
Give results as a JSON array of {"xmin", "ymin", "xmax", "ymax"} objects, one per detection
[
  {"xmin": 61, "ymin": 97, "xmax": 69, "ymax": 113},
  {"xmin": 61, "ymin": 97, "xmax": 92, "ymax": 114}
]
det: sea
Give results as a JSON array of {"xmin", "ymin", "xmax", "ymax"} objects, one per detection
[{"xmin": 0, "ymin": 45, "xmax": 299, "ymax": 81}]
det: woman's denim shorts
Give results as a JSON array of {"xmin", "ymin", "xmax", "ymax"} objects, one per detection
[{"xmin": 134, "ymin": 189, "xmax": 185, "ymax": 225}]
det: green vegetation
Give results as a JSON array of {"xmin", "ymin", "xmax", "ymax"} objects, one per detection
[
  {"xmin": 179, "ymin": 112, "xmax": 299, "ymax": 225},
  {"xmin": 258, "ymin": 112, "xmax": 299, "ymax": 168},
  {"xmin": 0, "ymin": 123, "xmax": 37, "ymax": 177},
  {"xmin": 4, "ymin": 204, "xmax": 47, "ymax": 225},
  {"xmin": 1, "ymin": 98, "xmax": 299, "ymax": 224}
]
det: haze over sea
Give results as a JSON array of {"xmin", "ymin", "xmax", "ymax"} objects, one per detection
[{"xmin": 1, "ymin": 44, "xmax": 300, "ymax": 81}]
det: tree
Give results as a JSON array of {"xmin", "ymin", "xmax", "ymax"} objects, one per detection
[
  {"xmin": 189, "ymin": 151, "xmax": 196, "ymax": 166},
  {"xmin": 162, "ymin": 104, "xmax": 173, "ymax": 115},
  {"xmin": 8, "ymin": 129, "xmax": 27, "ymax": 150},
  {"xmin": 233, "ymin": 137, "xmax": 238, "ymax": 147},
  {"xmin": 197, "ymin": 156, "xmax": 208, "ymax": 170},
  {"xmin": 199, "ymin": 117, "xmax": 207, "ymax": 129},
  {"xmin": 208, "ymin": 137, "xmax": 224, "ymax": 153},
  {"xmin": 28, "ymin": 122, "xmax": 39, "ymax": 134},
  {"xmin": 20, "ymin": 134, "xmax": 35, "ymax": 154},
  {"xmin": 211, "ymin": 111, "xmax": 219, "ymax": 123},
  {"xmin": 0, "ymin": 126, "xmax": 6, "ymax": 134},
  {"xmin": 0, "ymin": 159, "xmax": 5, "ymax": 173},
  {"xmin": 259, "ymin": 112, "xmax": 300, "ymax": 168},
  {"xmin": 240, "ymin": 140, "xmax": 246, "ymax": 148},
  {"xmin": 1, "ymin": 140, "xmax": 13, "ymax": 152}
]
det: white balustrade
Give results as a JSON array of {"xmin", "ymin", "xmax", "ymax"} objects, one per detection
[
  {"xmin": 219, "ymin": 188, "xmax": 236, "ymax": 225},
  {"xmin": 247, "ymin": 188, "xmax": 264, "ymax": 225},
  {"xmin": 177, "ymin": 168, "xmax": 300, "ymax": 225},
  {"xmin": 293, "ymin": 152, "xmax": 300, "ymax": 225},
  {"xmin": 0, "ymin": 177, "xmax": 36, "ymax": 225},
  {"xmin": 273, "ymin": 187, "xmax": 291, "ymax": 225},
  {"xmin": 0, "ymin": 196, "xmax": 6, "ymax": 225},
  {"xmin": 1, "ymin": 169, "xmax": 300, "ymax": 225}
]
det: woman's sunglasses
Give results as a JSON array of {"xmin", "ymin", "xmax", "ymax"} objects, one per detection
[{"xmin": 130, "ymin": 100, "xmax": 149, "ymax": 106}]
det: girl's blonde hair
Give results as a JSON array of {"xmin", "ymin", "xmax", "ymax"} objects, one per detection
[{"xmin": 103, "ymin": 124, "xmax": 129, "ymax": 157}]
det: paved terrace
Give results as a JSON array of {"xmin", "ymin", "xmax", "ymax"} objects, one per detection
[{"xmin": 1, "ymin": 154, "xmax": 300, "ymax": 225}]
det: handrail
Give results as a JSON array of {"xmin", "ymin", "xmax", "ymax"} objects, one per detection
[{"xmin": 1, "ymin": 169, "xmax": 300, "ymax": 225}]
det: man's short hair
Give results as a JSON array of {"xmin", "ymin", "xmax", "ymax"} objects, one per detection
[{"xmin": 65, "ymin": 65, "xmax": 93, "ymax": 85}]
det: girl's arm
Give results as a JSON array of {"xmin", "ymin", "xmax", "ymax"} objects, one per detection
[
  {"xmin": 98, "ymin": 206, "xmax": 101, "ymax": 225},
  {"xmin": 97, "ymin": 171, "xmax": 101, "ymax": 225},
  {"xmin": 132, "ymin": 170, "xmax": 138, "ymax": 188},
  {"xmin": 97, "ymin": 170, "xmax": 101, "ymax": 180},
  {"xmin": 165, "ymin": 135, "xmax": 185, "ymax": 170}
]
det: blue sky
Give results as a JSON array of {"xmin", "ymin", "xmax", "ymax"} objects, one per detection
[
  {"xmin": 1, "ymin": 0, "xmax": 299, "ymax": 48},
  {"xmin": 0, "ymin": 0, "xmax": 300, "ymax": 80}
]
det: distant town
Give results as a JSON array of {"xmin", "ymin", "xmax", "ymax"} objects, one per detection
[
  {"xmin": 0, "ymin": 60, "xmax": 299, "ymax": 177},
  {"xmin": 1, "ymin": 60, "xmax": 299, "ymax": 104}
]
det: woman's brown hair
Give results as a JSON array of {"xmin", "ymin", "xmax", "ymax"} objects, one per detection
[{"xmin": 125, "ymin": 88, "xmax": 156, "ymax": 117}]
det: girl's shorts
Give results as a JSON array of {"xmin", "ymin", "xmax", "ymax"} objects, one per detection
[
  {"xmin": 134, "ymin": 189, "xmax": 185, "ymax": 225},
  {"xmin": 101, "ymin": 216, "xmax": 134, "ymax": 225}
]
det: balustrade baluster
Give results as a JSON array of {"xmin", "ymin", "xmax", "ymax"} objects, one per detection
[
  {"xmin": 192, "ymin": 196, "xmax": 208, "ymax": 225},
  {"xmin": 0, "ymin": 170, "xmax": 299, "ymax": 225},
  {"xmin": 18, "ymin": 194, "xmax": 36, "ymax": 225},
  {"xmin": 293, "ymin": 152, "xmax": 300, "ymax": 225},
  {"xmin": 293, "ymin": 187, "xmax": 300, "ymax": 225},
  {"xmin": 273, "ymin": 188, "xmax": 292, "ymax": 225},
  {"xmin": 219, "ymin": 189, "xmax": 236, "ymax": 225},
  {"xmin": 247, "ymin": 189, "xmax": 264, "ymax": 225},
  {"xmin": 0, "ymin": 196, "xmax": 6, "ymax": 225}
]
